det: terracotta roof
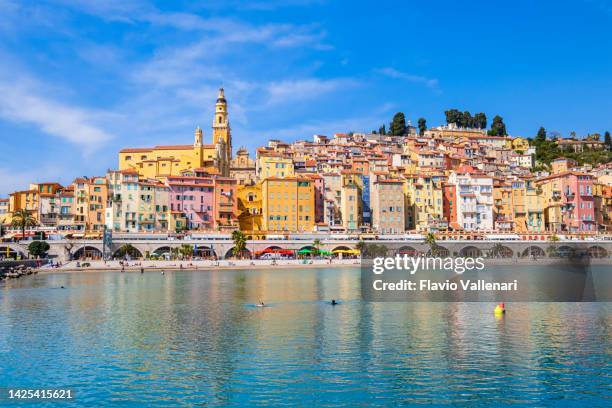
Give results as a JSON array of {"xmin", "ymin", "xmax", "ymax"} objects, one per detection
[{"xmin": 120, "ymin": 147, "xmax": 152, "ymax": 153}]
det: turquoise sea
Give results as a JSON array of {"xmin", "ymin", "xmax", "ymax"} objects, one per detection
[{"xmin": 1, "ymin": 267, "xmax": 611, "ymax": 406}]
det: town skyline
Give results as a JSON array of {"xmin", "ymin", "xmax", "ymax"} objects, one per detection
[{"xmin": 1, "ymin": 0, "xmax": 612, "ymax": 195}]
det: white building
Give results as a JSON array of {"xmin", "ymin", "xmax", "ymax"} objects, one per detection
[
  {"xmin": 106, "ymin": 170, "xmax": 170, "ymax": 232},
  {"xmin": 448, "ymin": 167, "xmax": 493, "ymax": 231}
]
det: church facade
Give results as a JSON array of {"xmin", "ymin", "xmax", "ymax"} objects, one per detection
[{"xmin": 118, "ymin": 88, "xmax": 233, "ymax": 179}]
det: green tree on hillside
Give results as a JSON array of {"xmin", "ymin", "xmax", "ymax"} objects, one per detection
[
  {"xmin": 604, "ymin": 131, "xmax": 611, "ymax": 149},
  {"xmin": 390, "ymin": 112, "xmax": 406, "ymax": 136},
  {"xmin": 445, "ymin": 109, "xmax": 462, "ymax": 125},
  {"xmin": 473, "ymin": 112, "xmax": 487, "ymax": 129},
  {"xmin": 379, "ymin": 124, "xmax": 386, "ymax": 135},
  {"xmin": 536, "ymin": 127, "xmax": 547, "ymax": 144},
  {"xmin": 417, "ymin": 118, "xmax": 427, "ymax": 136},
  {"xmin": 488, "ymin": 115, "xmax": 507, "ymax": 136}
]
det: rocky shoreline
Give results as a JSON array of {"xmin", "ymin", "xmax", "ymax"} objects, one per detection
[{"xmin": 0, "ymin": 263, "xmax": 39, "ymax": 281}]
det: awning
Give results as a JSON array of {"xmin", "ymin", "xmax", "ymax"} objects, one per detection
[{"xmin": 332, "ymin": 249, "xmax": 360, "ymax": 255}]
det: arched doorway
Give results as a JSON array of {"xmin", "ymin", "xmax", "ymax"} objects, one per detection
[
  {"xmin": 152, "ymin": 246, "xmax": 172, "ymax": 259},
  {"xmin": 460, "ymin": 246, "xmax": 482, "ymax": 257},
  {"xmin": 298, "ymin": 245, "xmax": 318, "ymax": 258},
  {"xmin": 427, "ymin": 245, "xmax": 449, "ymax": 257},
  {"xmin": 396, "ymin": 246, "xmax": 418, "ymax": 256},
  {"xmin": 72, "ymin": 246, "xmax": 102, "ymax": 260},
  {"xmin": 489, "ymin": 245, "xmax": 513, "ymax": 258},
  {"xmin": 113, "ymin": 245, "xmax": 143, "ymax": 260},
  {"xmin": 588, "ymin": 246, "xmax": 608, "ymax": 258},
  {"xmin": 555, "ymin": 245, "xmax": 575, "ymax": 258},
  {"xmin": 195, "ymin": 245, "xmax": 217, "ymax": 259},
  {"xmin": 224, "ymin": 247, "xmax": 252, "ymax": 259},
  {"xmin": 521, "ymin": 246, "xmax": 545, "ymax": 258}
]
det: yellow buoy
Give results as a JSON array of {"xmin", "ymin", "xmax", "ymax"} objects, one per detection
[{"xmin": 494, "ymin": 303, "xmax": 506, "ymax": 315}]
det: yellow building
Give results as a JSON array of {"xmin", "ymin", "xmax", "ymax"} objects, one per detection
[
  {"xmin": 256, "ymin": 150, "xmax": 294, "ymax": 180},
  {"xmin": 0, "ymin": 198, "xmax": 9, "ymax": 225},
  {"xmin": 119, "ymin": 88, "xmax": 232, "ymax": 178},
  {"xmin": 511, "ymin": 179, "xmax": 544, "ymax": 232},
  {"xmin": 237, "ymin": 183, "xmax": 263, "ymax": 234},
  {"xmin": 506, "ymin": 137, "xmax": 530, "ymax": 152},
  {"xmin": 340, "ymin": 172, "xmax": 362, "ymax": 231},
  {"xmin": 230, "ymin": 147, "xmax": 256, "ymax": 186},
  {"xmin": 261, "ymin": 177, "xmax": 315, "ymax": 232},
  {"xmin": 73, "ymin": 176, "xmax": 108, "ymax": 233},
  {"xmin": 403, "ymin": 173, "xmax": 445, "ymax": 232},
  {"xmin": 493, "ymin": 182, "xmax": 514, "ymax": 231},
  {"xmin": 8, "ymin": 187, "xmax": 45, "ymax": 225}
]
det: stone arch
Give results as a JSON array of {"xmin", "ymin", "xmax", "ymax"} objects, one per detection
[
  {"xmin": 72, "ymin": 246, "xmax": 102, "ymax": 260},
  {"xmin": 396, "ymin": 246, "xmax": 418, "ymax": 256},
  {"xmin": 588, "ymin": 246, "xmax": 608, "ymax": 258},
  {"xmin": 331, "ymin": 245, "xmax": 352, "ymax": 252},
  {"xmin": 112, "ymin": 245, "xmax": 143, "ymax": 259},
  {"xmin": 263, "ymin": 245, "xmax": 283, "ymax": 252},
  {"xmin": 556, "ymin": 245, "xmax": 576, "ymax": 258},
  {"xmin": 427, "ymin": 245, "xmax": 449, "ymax": 257},
  {"xmin": 0, "ymin": 245, "xmax": 26, "ymax": 260},
  {"xmin": 194, "ymin": 245, "xmax": 218, "ymax": 259},
  {"xmin": 489, "ymin": 245, "xmax": 514, "ymax": 258},
  {"xmin": 459, "ymin": 246, "xmax": 483, "ymax": 257},
  {"xmin": 521, "ymin": 246, "xmax": 545, "ymax": 258},
  {"xmin": 224, "ymin": 247, "xmax": 251, "ymax": 259},
  {"xmin": 152, "ymin": 246, "xmax": 173, "ymax": 257}
]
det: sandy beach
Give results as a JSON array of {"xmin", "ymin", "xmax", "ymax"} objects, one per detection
[
  {"xmin": 38, "ymin": 258, "xmax": 362, "ymax": 273},
  {"xmin": 36, "ymin": 255, "xmax": 606, "ymax": 274}
]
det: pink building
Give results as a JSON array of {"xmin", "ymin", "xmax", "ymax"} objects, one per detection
[
  {"xmin": 166, "ymin": 175, "xmax": 215, "ymax": 230},
  {"xmin": 538, "ymin": 171, "xmax": 595, "ymax": 232},
  {"xmin": 564, "ymin": 172, "xmax": 595, "ymax": 232}
]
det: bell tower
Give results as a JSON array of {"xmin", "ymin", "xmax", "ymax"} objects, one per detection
[
  {"xmin": 212, "ymin": 87, "xmax": 232, "ymax": 176},
  {"xmin": 194, "ymin": 126, "xmax": 203, "ymax": 147}
]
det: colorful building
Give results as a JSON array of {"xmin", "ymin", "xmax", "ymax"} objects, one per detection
[
  {"xmin": 73, "ymin": 176, "xmax": 108, "ymax": 232},
  {"xmin": 404, "ymin": 173, "xmax": 445, "ymax": 232},
  {"xmin": 256, "ymin": 150, "xmax": 295, "ymax": 180},
  {"xmin": 118, "ymin": 88, "xmax": 232, "ymax": 178},
  {"xmin": 447, "ymin": 167, "xmax": 493, "ymax": 231},
  {"xmin": 261, "ymin": 177, "xmax": 315, "ymax": 232},
  {"xmin": 106, "ymin": 170, "xmax": 171, "ymax": 232},
  {"xmin": 536, "ymin": 171, "xmax": 595, "ymax": 232},
  {"xmin": 237, "ymin": 183, "xmax": 263, "ymax": 234},
  {"xmin": 371, "ymin": 179, "xmax": 405, "ymax": 234}
]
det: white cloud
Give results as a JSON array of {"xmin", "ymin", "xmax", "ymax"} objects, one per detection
[
  {"xmin": 375, "ymin": 67, "xmax": 440, "ymax": 91},
  {"xmin": 264, "ymin": 78, "xmax": 358, "ymax": 106},
  {"xmin": 0, "ymin": 73, "xmax": 114, "ymax": 150}
]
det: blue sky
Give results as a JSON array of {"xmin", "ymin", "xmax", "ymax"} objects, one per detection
[{"xmin": 1, "ymin": 0, "xmax": 611, "ymax": 195}]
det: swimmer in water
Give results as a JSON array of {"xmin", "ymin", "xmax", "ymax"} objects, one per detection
[{"xmin": 331, "ymin": 299, "xmax": 338, "ymax": 306}]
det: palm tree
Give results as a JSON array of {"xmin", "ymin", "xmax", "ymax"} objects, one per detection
[
  {"xmin": 179, "ymin": 244, "xmax": 194, "ymax": 260},
  {"xmin": 313, "ymin": 238, "xmax": 321, "ymax": 256},
  {"xmin": 11, "ymin": 209, "xmax": 37, "ymax": 240},
  {"xmin": 356, "ymin": 241, "xmax": 366, "ymax": 257},
  {"xmin": 424, "ymin": 232, "xmax": 438, "ymax": 256},
  {"xmin": 231, "ymin": 230, "xmax": 247, "ymax": 259}
]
